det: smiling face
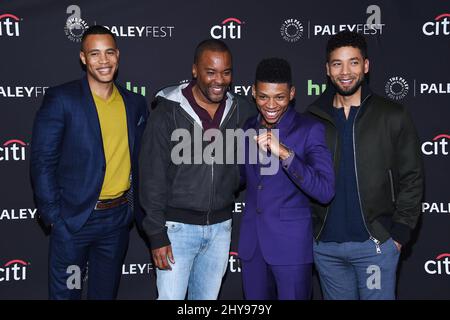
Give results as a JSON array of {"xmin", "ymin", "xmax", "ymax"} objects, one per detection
[
  {"xmin": 192, "ymin": 49, "xmax": 232, "ymax": 106},
  {"xmin": 79, "ymin": 34, "xmax": 119, "ymax": 86},
  {"xmin": 326, "ymin": 46, "xmax": 369, "ymax": 97},
  {"xmin": 253, "ymin": 81, "xmax": 295, "ymax": 128}
]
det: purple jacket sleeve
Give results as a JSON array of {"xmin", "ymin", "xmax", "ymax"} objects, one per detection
[{"xmin": 281, "ymin": 122, "xmax": 335, "ymax": 204}]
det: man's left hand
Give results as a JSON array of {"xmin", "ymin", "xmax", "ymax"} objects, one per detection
[{"xmin": 394, "ymin": 241, "xmax": 402, "ymax": 252}]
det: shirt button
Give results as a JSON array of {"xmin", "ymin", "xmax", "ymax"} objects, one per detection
[
  {"xmin": 257, "ymin": 185, "xmax": 263, "ymax": 190},
  {"xmin": 256, "ymin": 208, "xmax": 262, "ymax": 214}
]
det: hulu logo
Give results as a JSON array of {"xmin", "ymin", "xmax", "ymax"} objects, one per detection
[
  {"xmin": 126, "ymin": 82, "xmax": 146, "ymax": 96},
  {"xmin": 307, "ymin": 80, "xmax": 326, "ymax": 96}
]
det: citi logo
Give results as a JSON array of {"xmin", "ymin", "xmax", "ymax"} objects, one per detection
[
  {"xmin": 0, "ymin": 139, "xmax": 27, "ymax": 161},
  {"xmin": 0, "ymin": 14, "xmax": 20, "ymax": 37},
  {"xmin": 0, "ymin": 259, "xmax": 29, "ymax": 282},
  {"xmin": 210, "ymin": 18, "xmax": 243, "ymax": 40},
  {"xmin": 422, "ymin": 13, "xmax": 450, "ymax": 36},
  {"xmin": 424, "ymin": 253, "xmax": 450, "ymax": 275},
  {"xmin": 421, "ymin": 134, "xmax": 449, "ymax": 156},
  {"xmin": 228, "ymin": 252, "xmax": 241, "ymax": 273}
]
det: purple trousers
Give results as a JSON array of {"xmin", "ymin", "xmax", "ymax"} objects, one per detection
[{"xmin": 241, "ymin": 240, "xmax": 312, "ymax": 300}]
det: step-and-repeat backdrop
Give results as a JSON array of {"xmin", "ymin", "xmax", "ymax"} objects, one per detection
[{"xmin": 1, "ymin": 0, "xmax": 449, "ymax": 299}]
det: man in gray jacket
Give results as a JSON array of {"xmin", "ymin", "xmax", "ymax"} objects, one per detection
[{"xmin": 139, "ymin": 39, "xmax": 255, "ymax": 300}]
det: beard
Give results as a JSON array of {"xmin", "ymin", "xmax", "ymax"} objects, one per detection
[{"xmin": 330, "ymin": 74, "xmax": 365, "ymax": 96}]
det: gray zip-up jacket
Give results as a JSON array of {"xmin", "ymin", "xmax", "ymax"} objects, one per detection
[{"xmin": 139, "ymin": 83, "xmax": 256, "ymax": 249}]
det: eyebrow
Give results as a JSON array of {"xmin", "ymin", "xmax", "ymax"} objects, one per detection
[
  {"xmin": 87, "ymin": 48, "xmax": 116, "ymax": 54},
  {"xmin": 257, "ymin": 91, "xmax": 286, "ymax": 96},
  {"xmin": 205, "ymin": 67, "xmax": 233, "ymax": 72},
  {"xmin": 330, "ymin": 57, "xmax": 360, "ymax": 63}
]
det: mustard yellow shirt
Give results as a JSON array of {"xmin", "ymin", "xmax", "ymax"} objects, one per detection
[{"xmin": 93, "ymin": 85, "xmax": 131, "ymax": 199}]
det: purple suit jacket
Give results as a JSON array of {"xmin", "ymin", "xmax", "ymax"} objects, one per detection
[{"xmin": 238, "ymin": 106, "xmax": 335, "ymax": 265}]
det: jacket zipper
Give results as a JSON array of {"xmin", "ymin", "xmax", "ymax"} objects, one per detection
[
  {"xmin": 352, "ymin": 95, "xmax": 381, "ymax": 253},
  {"xmin": 388, "ymin": 169, "xmax": 396, "ymax": 203},
  {"xmin": 207, "ymin": 100, "xmax": 238, "ymax": 224},
  {"xmin": 175, "ymin": 98, "xmax": 238, "ymax": 225},
  {"xmin": 316, "ymin": 132, "xmax": 338, "ymax": 240}
]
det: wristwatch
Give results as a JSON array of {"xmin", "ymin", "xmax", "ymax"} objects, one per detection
[{"xmin": 280, "ymin": 143, "xmax": 294, "ymax": 160}]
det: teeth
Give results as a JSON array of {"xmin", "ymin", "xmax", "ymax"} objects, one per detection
[{"xmin": 267, "ymin": 111, "xmax": 277, "ymax": 116}]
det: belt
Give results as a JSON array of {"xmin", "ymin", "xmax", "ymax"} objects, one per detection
[{"xmin": 95, "ymin": 194, "xmax": 128, "ymax": 210}]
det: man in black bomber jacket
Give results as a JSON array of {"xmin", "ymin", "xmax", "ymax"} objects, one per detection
[
  {"xmin": 307, "ymin": 31, "xmax": 424, "ymax": 300},
  {"xmin": 139, "ymin": 39, "xmax": 256, "ymax": 300}
]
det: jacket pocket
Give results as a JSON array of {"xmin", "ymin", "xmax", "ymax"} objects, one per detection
[
  {"xmin": 279, "ymin": 207, "xmax": 310, "ymax": 221},
  {"xmin": 388, "ymin": 169, "xmax": 396, "ymax": 203}
]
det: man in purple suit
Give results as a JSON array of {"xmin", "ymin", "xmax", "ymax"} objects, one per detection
[{"xmin": 238, "ymin": 58, "xmax": 335, "ymax": 300}]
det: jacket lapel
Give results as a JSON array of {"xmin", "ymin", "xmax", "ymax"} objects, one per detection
[
  {"xmin": 80, "ymin": 77, "xmax": 103, "ymax": 147},
  {"xmin": 277, "ymin": 105, "xmax": 296, "ymax": 143},
  {"xmin": 116, "ymin": 85, "xmax": 135, "ymax": 156}
]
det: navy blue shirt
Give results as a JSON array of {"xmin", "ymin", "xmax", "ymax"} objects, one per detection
[{"xmin": 320, "ymin": 106, "xmax": 369, "ymax": 242}]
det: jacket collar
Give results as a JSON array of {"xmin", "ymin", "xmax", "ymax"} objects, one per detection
[
  {"xmin": 156, "ymin": 82, "xmax": 235, "ymax": 129},
  {"xmin": 308, "ymin": 79, "xmax": 373, "ymax": 123}
]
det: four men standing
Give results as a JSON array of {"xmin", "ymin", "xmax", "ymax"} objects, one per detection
[{"xmin": 31, "ymin": 27, "xmax": 423, "ymax": 300}]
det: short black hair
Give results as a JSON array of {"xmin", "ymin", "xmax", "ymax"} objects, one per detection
[
  {"xmin": 81, "ymin": 25, "xmax": 116, "ymax": 51},
  {"xmin": 194, "ymin": 39, "xmax": 231, "ymax": 64},
  {"xmin": 255, "ymin": 58, "xmax": 292, "ymax": 86},
  {"xmin": 326, "ymin": 31, "xmax": 368, "ymax": 61}
]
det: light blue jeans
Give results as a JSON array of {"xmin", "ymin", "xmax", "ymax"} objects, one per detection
[
  {"xmin": 156, "ymin": 219, "xmax": 232, "ymax": 300},
  {"xmin": 313, "ymin": 238, "xmax": 400, "ymax": 300}
]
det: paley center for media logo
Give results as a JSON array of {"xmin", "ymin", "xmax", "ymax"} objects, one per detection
[
  {"xmin": 384, "ymin": 76, "xmax": 449, "ymax": 100},
  {"xmin": 280, "ymin": 19, "xmax": 304, "ymax": 42},
  {"xmin": 0, "ymin": 139, "xmax": 28, "ymax": 162},
  {"xmin": 424, "ymin": 253, "xmax": 450, "ymax": 275},
  {"xmin": 210, "ymin": 18, "xmax": 243, "ymax": 40},
  {"xmin": 385, "ymin": 76, "xmax": 409, "ymax": 101},
  {"xmin": 0, "ymin": 259, "xmax": 30, "ymax": 282},
  {"xmin": 421, "ymin": 133, "xmax": 449, "ymax": 156},
  {"xmin": 0, "ymin": 13, "xmax": 21, "ymax": 37},
  {"xmin": 422, "ymin": 13, "xmax": 450, "ymax": 36},
  {"xmin": 64, "ymin": 5, "xmax": 88, "ymax": 42}
]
